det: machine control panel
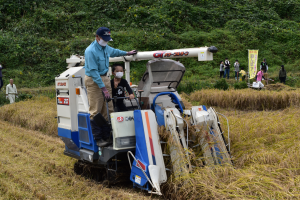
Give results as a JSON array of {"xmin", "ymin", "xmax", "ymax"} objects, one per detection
[{"xmin": 111, "ymin": 111, "xmax": 136, "ymax": 150}]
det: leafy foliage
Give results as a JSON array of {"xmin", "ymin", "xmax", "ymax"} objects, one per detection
[
  {"xmin": 177, "ymin": 79, "xmax": 212, "ymax": 94},
  {"xmin": 17, "ymin": 93, "xmax": 33, "ymax": 101},
  {"xmin": 233, "ymin": 81, "xmax": 248, "ymax": 89},
  {"xmin": 214, "ymin": 79, "xmax": 229, "ymax": 90},
  {"xmin": 0, "ymin": 0, "xmax": 300, "ymax": 87},
  {"xmin": 0, "ymin": 93, "xmax": 9, "ymax": 106}
]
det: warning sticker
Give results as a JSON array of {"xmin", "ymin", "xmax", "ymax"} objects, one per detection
[
  {"xmin": 200, "ymin": 52, "xmax": 205, "ymax": 59},
  {"xmin": 135, "ymin": 175, "xmax": 141, "ymax": 184},
  {"xmin": 57, "ymin": 97, "xmax": 69, "ymax": 105}
]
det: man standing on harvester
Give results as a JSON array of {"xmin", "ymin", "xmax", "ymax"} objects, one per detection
[{"xmin": 84, "ymin": 27, "xmax": 137, "ymax": 147}]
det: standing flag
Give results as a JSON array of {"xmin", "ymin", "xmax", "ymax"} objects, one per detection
[{"xmin": 248, "ymin": 50, "xmax": 259, "ymax": 79}]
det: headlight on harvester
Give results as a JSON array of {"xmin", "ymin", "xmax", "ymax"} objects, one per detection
[{"xmin": 115, "ymin": 136, "xmax": 136, "ymax": 148}]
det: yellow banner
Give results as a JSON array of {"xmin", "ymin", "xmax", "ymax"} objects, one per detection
[{"xmin": 248, "ymin": 50, "xmax": 259, "ymax": 79}]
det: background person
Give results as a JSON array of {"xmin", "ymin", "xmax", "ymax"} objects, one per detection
[
  {"xmin": 256, "ymin": 69, "xmax": 265, "ymax": 88},
  {"xmin": 279, "ymin": 65, "xmax": 286, "ymax": 84},
  {"xmin": 240, "ymin": 68, "xmax": 247, "ymax": 81},
  {"xmin": 110, "ymin": 63, "xmax": 134, "ymax": 112},
  {"xmin": 234, "ymin": 59, "xmax": 240, "ymax": 81},
  {"xmin": 219, "ymin": 61, "xmax": 224, "ymax": 78},
  {"xmin": 260, "ymin": 58, "xmax": 268, "ymax": 73},
  {"xmin": 223, "ymin": 58, "xmax": 230, "ymax": 79},
  {"xmin": 6, "ymin": 79, "xmax": 18, "ymax": 104},
  {"xmin": 260, "ymin": 58, "xmax": 269, "ymax": 85},
  {"xmin": 0, "ymin": 63, "xmax": 3, "ymax": 91},
  {"xmin": 256, "ymin": 69, "xmax": 264, "ymax": 82},
  {"xmin": 84, "ymin": 26, "xmax": 137, "ymax": 147}
]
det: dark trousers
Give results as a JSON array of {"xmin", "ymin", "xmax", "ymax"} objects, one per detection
[
  {"xmin": 235, "ymin": 71, "xmax": 239, "ymax": 78},
  {"xmin": 220, "ymin": 71, "xmax": 224, "ymax": 78},
  {"xmin": 0, "ymin": 77, "xmax": 3, "ymax": 90},
  {"xmin": 113, "ymin": 101, "xmax": 128, "ymax": 112},
  {"xmin": 242, "ymin": 75, "xmax": 246, "ymax": 81},
  {"xmin": 223, "ymin": 69, "xmax": 230, "ymax": 79},
  {"xmin": 279, "ymin": 77, "xmax": 286, "ymax": 84}
]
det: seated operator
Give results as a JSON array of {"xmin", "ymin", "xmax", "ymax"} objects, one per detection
[
  {"xmin": 84, "ymin": 27, "xmax": 137, "ymax": 147},
  {"xmin": 110, "ymin": 63, "xmax": 135, "ymax": 112}
]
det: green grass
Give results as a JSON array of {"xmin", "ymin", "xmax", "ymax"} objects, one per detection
[{"xmin": 0, "ymin": 0, "xmax": 300, "ymax": 87}]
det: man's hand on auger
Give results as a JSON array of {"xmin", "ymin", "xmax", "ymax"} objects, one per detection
[{"xmin": 127, "ymin": 50, "xmax": 138, "ymax": 56}]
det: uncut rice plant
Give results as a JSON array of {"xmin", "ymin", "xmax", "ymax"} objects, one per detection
[
  {"xmin": 159, "ymin": 107, "xmax": 300, "ymax": 199},
  {"xmin": 190, "ymin": 88, "xmax": 300, "ymax": 110},
  {"xmin": 0, "ymin": 96, "xmax": 57, "ymax": 136},
  {"xmin": 18, "ymin": 86, "xmax": 56, "ymax": 99},
  {"xmin": 180, "ymin": 93, "xmax": 193, "ymax": 109}
]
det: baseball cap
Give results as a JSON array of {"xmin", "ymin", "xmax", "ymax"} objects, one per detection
[{"xmin": 96, "ymin": 27, "xmax": 113, "ymax": 41}]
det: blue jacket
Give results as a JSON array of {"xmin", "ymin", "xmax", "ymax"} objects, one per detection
[{"xmin": 84, "ymin": 40, "xmax": 127, "ymax": 88}]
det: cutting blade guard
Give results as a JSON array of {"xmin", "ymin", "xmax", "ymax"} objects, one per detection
[{"xmin": 128, "ymin": 110, "xmax": 167, "ymax": 195}]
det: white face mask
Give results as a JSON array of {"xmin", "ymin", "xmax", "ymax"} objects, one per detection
[
  {"xmin": 98, "ymin": 39, "xmax": 108, "ymax": 46},
  {"xmin": 115, "ymin": 72, "xmax": 123, "ymax": 78}
]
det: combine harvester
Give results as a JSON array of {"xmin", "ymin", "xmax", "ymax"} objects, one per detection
[{"xmin": 55, "ymin": 46, "xmax": 232, "ymax": 195}]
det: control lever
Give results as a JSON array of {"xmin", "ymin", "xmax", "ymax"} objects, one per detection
[
  {"xmin": 113, "ymin": 96, "xmax": 118, "ymax": 112},
  {"xmin": 138, "ymin": 90, "xmax": 144, "ymax": 108}
]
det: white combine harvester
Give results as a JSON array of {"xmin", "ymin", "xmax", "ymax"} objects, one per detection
[{"xmin": 55, "ymin": 46, "xmax": 232, "ymax": 195}]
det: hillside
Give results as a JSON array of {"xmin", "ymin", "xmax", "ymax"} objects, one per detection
[{"xmin": 0, "ymin": 0, "xmax": 300, "ymax": 87}]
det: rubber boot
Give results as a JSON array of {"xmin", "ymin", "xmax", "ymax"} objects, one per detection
[{"xmin": 90, "ymin": 120, "xmax": 112, "ymax": 147}]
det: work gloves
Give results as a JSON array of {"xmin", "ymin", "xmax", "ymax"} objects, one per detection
[
  {"xmin": 127, "ymin": 50, "xmax": 138, "ymax": 56},
  {"xmin": 101, "ymin": 87, "xmax": 111, "ymax": 100}
]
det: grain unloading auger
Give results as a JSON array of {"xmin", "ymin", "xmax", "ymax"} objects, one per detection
[{"xmin": 55, "ymin": 46, "xmax": 231, "ymax": 195}]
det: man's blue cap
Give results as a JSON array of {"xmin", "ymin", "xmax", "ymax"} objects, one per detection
[{"xmin": 96, "ymin": 27, "xmax": 113, "ymax": 41}]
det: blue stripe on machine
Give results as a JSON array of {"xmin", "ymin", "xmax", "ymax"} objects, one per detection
[
  {"xmin": 152, "ymin": 155, "xmax": 156, "ymax": 165},
  {"xmin": 58, "ymin": 127, "xmax": 72, "ymax": 138},
  {"xmin": 130, "ymin": 110, "xmax": 150, "ymax": 187}
]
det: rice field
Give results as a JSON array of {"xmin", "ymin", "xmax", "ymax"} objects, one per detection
[
  {"xmin": 0, "ymin": 96, "xmax": 57, "ymax": 136},
  {"xmin": 18, "ymin": 86, "xmax": 56, "ymax": 97},
  {"xmin": 162, "ymin": 107, "xmax": 300, "ymax": 199},
  {"xmin": 0, "ymin": 118, "xmax": 151, "ymax": 199},
  {"xmin": 187, "ymin": 88, "xmax": 300, "ymax": 110},
  {"xmin": 1, "ymin": 89, "xmax": 300, "ymax": 199}
]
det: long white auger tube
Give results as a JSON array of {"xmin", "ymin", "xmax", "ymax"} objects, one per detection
[
  {"xmin": 66, "ymin": 46, "xmax": 218, "ymax": 83},
  {"xmin": 109, "ymin": 47, "xmax": 217, "ymax": 62}
]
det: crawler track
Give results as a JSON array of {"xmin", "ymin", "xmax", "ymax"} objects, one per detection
[{"xmin": 73, "ymin": 160, "xmax": 132, "ymax": 186}]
